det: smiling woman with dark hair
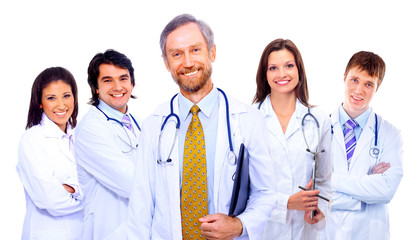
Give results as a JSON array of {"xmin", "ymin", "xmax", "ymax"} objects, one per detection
[
  {"xmin": 254, "ymin": 39, "xmax": 332, "ymax": 240},
  {"xmin": 17, "ymin": 67, "xmax": 83, "ymax": 240}
]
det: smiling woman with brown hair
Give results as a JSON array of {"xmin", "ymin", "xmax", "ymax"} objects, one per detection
[{"xmin": 17, "ymin": 67, "xmax": 83, "ymax": 240}]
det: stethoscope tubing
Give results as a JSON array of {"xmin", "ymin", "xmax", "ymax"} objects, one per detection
[
  {"xmin": 157, "ymin": 88, "xmax": 233, "ymax": 164},
  {"xmin": 95, "ymin": 106, "xmax": 141, "ymax": 131}
]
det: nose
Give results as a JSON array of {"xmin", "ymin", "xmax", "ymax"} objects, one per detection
[
  {"xmin": 113, "ymin": 79, "xmax": 122, "ymax": 91},
  {"xmin": 57, "ymin": 97, "xmax": 65, "ymax": 109},
  {"xmin": 183, "ymin": 53, "xmax": 194, "ymax": 67},
  {"xmin": 279, "ymin": 67, "xmax": 287, "ymax": 78},
  {"xmin": 355, "ymin": 83, "xmax": 364, "ymax": 93}
]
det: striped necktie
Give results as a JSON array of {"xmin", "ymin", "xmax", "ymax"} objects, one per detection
[
  {"xmin": 121, "ymin": 114, "xmax": 134, "ymax": 133},
  {"xmin": 181, "ymin": 105, "xmax": 207, "ymax": 239},
  {"xmin": 344, "ymin": 119, "xmax": 357, "ymax": 170}
]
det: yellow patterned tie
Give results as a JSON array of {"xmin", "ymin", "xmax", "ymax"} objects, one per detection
[{"xmin": 181, "ymin": 105, "xmax": 208, "ymax": 239}]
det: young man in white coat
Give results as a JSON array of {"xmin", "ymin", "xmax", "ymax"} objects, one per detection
[
  {"xmin": 128, "ymin": 14, "xmax": 276, "ymax": 240},
  {"xmin": 320, "ymin": 51, "xmax": 403, "ymax": 240},
  {"xmin": 74, "ymin": 50, "xmax": 141, "ymax": 239}
]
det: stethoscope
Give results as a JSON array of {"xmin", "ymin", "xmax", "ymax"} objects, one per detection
[
  {"xmin": 369, "ymin": 113, "xmax": 380, "ymax": 158},
  {"xmin": 301, "ymin": 108, "xmax": 326, "ymax": 218},
  {"xmin": 259, "ymin": 101, "xmax": 326, "ymax": 217},
  {"xmin": 157, "ymin": 88, "xmax": 235, "ymax": 166},
  {"xmin": 96, "ymin": 106, "xmax": 141, "ymax": 153},
  {"xmin": 331, "ymin": 113, "xmax": 379, "ymax": 158}
]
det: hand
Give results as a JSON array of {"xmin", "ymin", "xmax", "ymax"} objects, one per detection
[
  {"xmin": 199, "ymin": 213, "xmax": 242, "ymax": 240},
  {"xmin": 62, "ymin": 184, "xmax": 75, "ymax": 193},
  {"xmin": 288, "ymin": 179, "xmax": 319, "ymax": 211},
  {"xmin": 372, "ymin": 162, "xmax": 391, "ymax": 174},
  {"xmin": 304, "ymin": 207, "xmax": 325, "ymax": 224}
]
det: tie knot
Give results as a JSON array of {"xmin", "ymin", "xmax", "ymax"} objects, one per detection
[
  {"xmin": 345, "ymin": 119, "xmax": 357, "ymax": 129},
  {"xmin": 190, "ymin": 105, "xmax": 200, "ymax": 116},
  {"xmin": 122, "ymin": 114, "xmax": 133, "ymax": 131}
]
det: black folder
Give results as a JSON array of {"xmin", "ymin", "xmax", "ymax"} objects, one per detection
[{"xmin": 228, "ymin": 143, "xmax": 250, "ymax": 217}]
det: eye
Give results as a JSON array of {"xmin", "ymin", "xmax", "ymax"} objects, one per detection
[
  {"xmin": 351, "ymin": 78, "xmax": 358, "ymax": 83},
  {"xmin": 268, "ymin": 66, "xmax": 277, "ymax": 71},
  {"xmin": 286, "ymin": 64, "xmax": 294, "ymax": 68},
  {"xmin": 47, "ymin": 96, "xmax": 55, "ymax": 100},
  {"xmin": 63, "ymin": 93, "xmax": 72, "ymax": 98},
  {"xmin": 193, "ymin": 48, "xmax": 200, "ymax": 52},
  {"xmin": 172, "ymin": 52, "xmax": 181, "ymax": 58}
]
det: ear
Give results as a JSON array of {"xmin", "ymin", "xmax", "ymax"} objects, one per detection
[
  {"xmin": 163, "ymin": 57, "xmax": 171, "ymax": 72},
  {"xmin": 96, "ymin": 88, "xmax": 99, "ymax": 94},
  {"xmin": 209, "ymin": 44, "xmax": 216, "ymax": 63},
  {"xmin": 40, "ymin": 104, "xmax": 43, "ymax": 109}
]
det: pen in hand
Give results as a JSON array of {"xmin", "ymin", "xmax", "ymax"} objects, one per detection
[{"xmin": 298, "ymin": 186, "xmax": 332, "ymax": 203}]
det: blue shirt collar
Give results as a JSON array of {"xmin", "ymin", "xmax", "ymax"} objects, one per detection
[
  {"xmin": 97, "ymin": 99, "xmax": 130, "ymax": 122},
  {"xmin": 339, "ymin": 104, "xmax": 371, "ymax": 130},
  {"xmin": 178, "ymin": 86, "xmax": 219, "ymax": 121}
]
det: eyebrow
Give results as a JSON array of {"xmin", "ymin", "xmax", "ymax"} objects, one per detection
[
  {"xmin": 100, "ymin": 74, "xmax": 129, "ymax": 80},
  {"xmin": 167, "ymin": 42, "xmax": 203, "ymax": 54}
]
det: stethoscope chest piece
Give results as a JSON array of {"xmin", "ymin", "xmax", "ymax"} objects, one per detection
[{"xmin": 369, "ymin": 147, "xmax": 380, "ymax": 158}]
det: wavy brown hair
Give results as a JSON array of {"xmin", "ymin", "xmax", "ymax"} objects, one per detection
[{"xmin": 253, "ymin": 38, "xmax": 310, "ymax": 107}]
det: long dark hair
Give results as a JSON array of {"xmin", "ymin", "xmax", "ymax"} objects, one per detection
[
  {"xmin": 26, "ymin": 67, "xmax": 78, "ymax": 129},
  {"xmin": 253, "ymin": 38, "xmax": 310, "ymax": 107}
]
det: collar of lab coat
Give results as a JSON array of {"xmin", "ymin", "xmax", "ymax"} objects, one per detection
[
  {"xmin": 259, "ymin": 95, "xmax": 308, "ymax": 142},
  {"xmin": 41, "ymin": 112, "xmax": 73, "ymax": 139},
  {"xmin": 153, "ymin": 87, "xmax": 248, "ymax": 118},
  {"xmin": 40, "ymin": 112, "xmax": 75, "ymax": 162}
]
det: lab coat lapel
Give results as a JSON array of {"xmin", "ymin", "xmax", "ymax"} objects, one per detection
[
  {"xmin": 330, "ymin": 109, "xmax": 348, "ymax": 172},
  {"xmin": 213, "ymin": 95, "xmax": 246, "ymax": 210},
  {"xmin": 213, "ymin": 95, "xmax": 231, "ymax": 209},
  {"xmin": 349, "ymin": 110, "xmax": 375, "ymax": 172},
  {"xmin": 331, "ymin": 109, "xmax": 346, "ymax": 153},
  {"xmin": 260, "ymin": 97, "xmax": 288, "ymax": 150},
  {"xmin": 159, "ymin": 98, "xmax": 182, "ymax": 238},
  {"xmin": 43, "ymin": 116, "xmax": 75, "ymax": 163},
  {"xmin": 286, "ymin": 101, "xmax": 306, "ymax": 140}
]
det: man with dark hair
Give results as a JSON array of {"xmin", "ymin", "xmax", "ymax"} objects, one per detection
[
  {"xmin": 128, "ymin": 14, "xmax": 276, "ymax": 240},
  {"xmin": 75, "ymin": 49, "xmax": 141, "ymax": 239},
  {"xmin": 320, "ymin": 51, "xmax": 403, "ymax": 240}
]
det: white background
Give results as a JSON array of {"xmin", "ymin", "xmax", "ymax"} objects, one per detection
[{"xmin": 1, "ymin": 0, "xmax": 410, "ymax": 238}]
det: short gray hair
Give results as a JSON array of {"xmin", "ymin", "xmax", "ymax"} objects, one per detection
[{"xmin": 160, "ymin": 14, "xmax": 214, "ymax": 60}]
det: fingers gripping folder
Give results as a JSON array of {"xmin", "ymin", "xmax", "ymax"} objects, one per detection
[{"xmin": 228, "ymin": 143, "xmax": 250, "ymax": 217}]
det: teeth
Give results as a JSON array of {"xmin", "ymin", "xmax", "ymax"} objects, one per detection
[
  {"xmin": 276, "ymin": 80, "xmax": 289, "ymax": 84},
  {"xmin": 113, "ymin": 94, "xmax": 123, "ymax": 97},
  {"xmin": 352, "ymin": 96, "xmax": 362, "ymax": 101},
  {"xmin": 184, "ymin": 70, "xmax": 198, "ymax": 76},
  {"xmin": 56, "ymin": 111, "xmax": 67, "ymax": 116}
]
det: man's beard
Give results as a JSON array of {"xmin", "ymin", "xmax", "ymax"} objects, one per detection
[{"xmin": 171, "ymin": 63, "xmax": 212, "ymax": 93}]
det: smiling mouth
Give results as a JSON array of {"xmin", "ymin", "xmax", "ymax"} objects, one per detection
[
  {"xmin": 352, "ymin": 95, "xmax": 363, "ymax": 101},
  {"xmin": 183, "ymin": 69, "xmax": 199, "ymax": 77},
  {"xmin": 112, "ymin": 93, "xmax": 124, "ymax": 98},
  {"xmin": 55, "ymin": 111, "xmax": 67, "ymax": 116},
  {"xmin": 275, "ymin": 80, "xmax": 290, "ymax": 85}
]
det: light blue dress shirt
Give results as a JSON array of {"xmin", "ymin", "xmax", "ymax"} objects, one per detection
[
  {"xmin": 178, "ymin": 87, "xmax": 219, "ymax": 214},
  {"xmin": 339, "ymin": 105, "xmax": 371, "ymax": 140}
]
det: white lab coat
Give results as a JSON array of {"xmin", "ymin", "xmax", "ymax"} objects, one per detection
[
  {"xmin": 74, "ymin": 105, "xmax": 141, "ymax": 240},
  {"xmin": 16, "ymin": 113, "xmax": 83, "ymax": 240},
  {"xmin": 319, "ymin": 108, "xmax": 403, "ymax": 240},
  {"xmin": 128, "ymin": 91, "xmax": 277, "ymax": 240},
  {"xmin": 258, "ymin": 96, "xmax": 332, "ymax": 240}
]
